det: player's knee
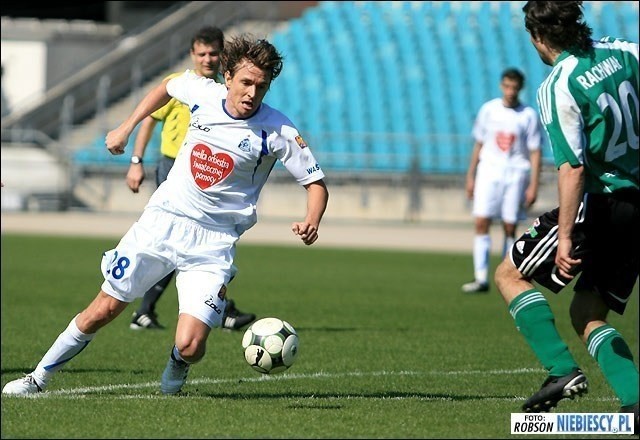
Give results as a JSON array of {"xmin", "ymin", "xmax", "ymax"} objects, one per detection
[
  {"xmin": 494, "ymin": 258, "xmax": 515, "ymax": 286},
  {"xmin": 569, "ymin": 291, "xmax": 609, "ymax": 340},
  {"xmin": 174, "ymin": 336, "xmax": 206, "ymax": 362}
]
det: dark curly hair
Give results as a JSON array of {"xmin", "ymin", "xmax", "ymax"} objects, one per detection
[
  {"xmin": 502, "ymin": 68, "xmax": 525, "ymax": 88},
  {"xmin": 523, "ymin": 1, "xmax": 593, "ymax": 54},
  {"xmin": 221, "ymin": 35, "xmax": 283, "ymax": 82},
  {"xmin": 191, "ymin": 26, "xmax": 224, "ymax": 51}
]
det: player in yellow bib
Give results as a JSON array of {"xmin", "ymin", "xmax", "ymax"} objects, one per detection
[{"xmin": 125, "ymin": 26, "xmax": 255, "ymax": 331}]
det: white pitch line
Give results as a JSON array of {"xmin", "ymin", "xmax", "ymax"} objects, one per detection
[
  {"xmin": 4, "ymin": 368, "xmax": 548, "ymax": 399},
  {"xmin": 2, "ymin": 367, "xmax": 618, "ymax": 402}
]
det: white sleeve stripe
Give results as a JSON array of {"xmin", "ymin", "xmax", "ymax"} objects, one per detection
[
  {"xmin": 593, "ymin": 39, "xmax": 639, "ymax": 62},
  {"xmin": 537, "ymin": 57, "xmax": 586, "ymax": 163},
  {"xmin": 553, "ymin": 58, "xmax": 585, "ymax": 162},
  {"xmin": 537, "ymin": 65, "xmax": 562, "ymax": 125}
]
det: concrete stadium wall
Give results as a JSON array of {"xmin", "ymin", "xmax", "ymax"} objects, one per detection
[{"xmin": 70, "ymin": 175, "xmax": 558, "ymax": 226}]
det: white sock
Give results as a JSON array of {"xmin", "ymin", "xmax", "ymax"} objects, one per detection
[
  {"xmin": 503, "ymin": 236, "xmax": 515, "ymax": 258},
  {"xmin": 171, "ymin": 345, "xmax": 187, "ymax": 364},
  {"xmin": 32, "ymin": 315, "xmax": 95, "ymax": 387},
  {"xmin": 473, "ymin": 234, "xmax": 491, "ymax": 284}
]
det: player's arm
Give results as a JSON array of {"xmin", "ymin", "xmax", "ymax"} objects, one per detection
[
  {"xmin": 555, "ymin": 162, "xmax": 584, "ymax": 278},
  {"xmin": 106, "ymin": 79, "xmax": 171, "ymax": 155},
  {"xmin": 126, "ymin": 116, "xmax": 158, "ymax": 193},
  {"xmin": 538, "ymin": 77, "xmax": 585, "ymax": 277},
  {"xmin": 291, "ymin": 179, "xmax": 329, "ymax": 246},
  {"xmin": 525, "ymin": 148, "xmax": 542, "ymax": 208},
  {"xmin": 465, "ymin": 141, "xmax": 483, "ymax": 200}
]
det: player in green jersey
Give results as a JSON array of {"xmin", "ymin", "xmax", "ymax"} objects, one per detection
[{"xmin": 493, "ymin": 1, "xmax": 639, "ymax": 428}]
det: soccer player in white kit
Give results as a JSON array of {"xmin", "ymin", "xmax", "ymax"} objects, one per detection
[
  {"xmin": 2, "ymin": 35, "xmax": 329, "ymax": 396},
  {"xmin": 462, "ymin": 68, "xmax": 542, "ymax": 293}
]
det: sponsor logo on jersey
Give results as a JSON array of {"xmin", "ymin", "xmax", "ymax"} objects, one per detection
[
  {"xmin": 295, "ymin": 135, "xmax": 308, "ymax": 149},
  {"xmin": 238, "ymin": 137, "xmax": 251, "ymax": 153},
  {"xmin": 190, "ymin": 144, "xmax": 234, "ymax": 189},
  {"xmin": 190, "ymin": 116, "xmax": 210, "ymax": 132},
  {"xmin": 204, "ymin": 294, "xmax": 223, "ymax": 314},
  {"xmin": 516, "ymin": 241, "xmax": 525, "ymax": 254},
  {"xmin": 306, "ymin": 163, "xmax": 321, "ymax": 174},
  {"xmin": 525, "ymin": 218, "xmax": 540, "ymax": 237},
  {"xmin": 496, "ymin": 131, "xmax": 515, "ymax": 152}
]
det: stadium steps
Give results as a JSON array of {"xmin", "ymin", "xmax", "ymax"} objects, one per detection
[{"xmin": 64, "ymin": 20, "xmax": 284, "ymax": 211}]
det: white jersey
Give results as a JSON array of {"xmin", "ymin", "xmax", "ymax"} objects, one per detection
[
  {"xmin": 146, "ymin": 71, "xmax": 325, "ymax": 234},
  {"xmin": 472, "ymin": 98, "xmax": 542, "ymax": 171}
]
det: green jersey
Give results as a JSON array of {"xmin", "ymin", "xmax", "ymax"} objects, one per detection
[{"xmin": 536, "ymin": 37, "xmax": 639, "ymax": 194}]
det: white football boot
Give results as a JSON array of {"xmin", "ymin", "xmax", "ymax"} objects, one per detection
[{"xmin": 2, "ymin": 374, "xmax": 44, "ymax": 395}]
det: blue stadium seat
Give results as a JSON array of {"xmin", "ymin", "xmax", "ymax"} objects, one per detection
[
  {"xmin": 496, "ymin": 2, "xmax": 525, "ymax": 69},
  {"xmin": 73, "ymin": 123, "xmax": 162, "ymax": 168},
  {"xmin": 621, "ymin": 3, "xmax": 640, "ymax": 41},
  {"xmin": 342, "ymin": 3, "xmax": 387, "ymax": 135},
  {"xmin": 261, "ymin": 0, "xmax": 636, "ymax": 174}
]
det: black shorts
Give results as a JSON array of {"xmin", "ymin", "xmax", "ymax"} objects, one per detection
[
  {"xmin": 155, "ymin": 155, "xmax": 176, "ymax": 187},
  {"xmin": 510, "ymin": 189, "xmax": 639, "ymax": 314}
]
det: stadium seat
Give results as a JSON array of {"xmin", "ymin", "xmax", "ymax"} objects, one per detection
[
  {"xmin": 72, "ymin": 123, "xmax": 162, "ymax": 168},
  {"xmin": 261, "ymin": 0, "xmax": 636, "ymax": 174}
]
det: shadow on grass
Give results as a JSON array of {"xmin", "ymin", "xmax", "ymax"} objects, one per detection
[
  {"xmin": 1, "ymin": 367, "xmax": 144, "ymax": 375},
  {"xmin": 296, "ymin": 327, "xmax": 412, "ymax": 332},
  {"xmin": 194, "ymin": 390, "xmax": 514, "ymax": 402},
  {"xmin": 69, "ymin": 389, "xmax": 511, "ymax": 403}
]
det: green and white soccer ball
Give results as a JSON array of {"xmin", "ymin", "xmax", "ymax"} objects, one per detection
[{"xmin": 242, "ymin": 317, "xmax": 299, "ymax": 374}]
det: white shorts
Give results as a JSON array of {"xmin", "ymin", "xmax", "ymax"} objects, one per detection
[
  {"xmin": 472, "ymin": 164, "xmax": 530, "ymax": 224},
  {"xmin": 100, "ymin": 208, "xmax": 239, "ymax": 328}
]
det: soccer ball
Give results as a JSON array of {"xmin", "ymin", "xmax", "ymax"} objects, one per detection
[{"xmin": 242, "ymin": 317, "xmax": 299, "ymax": 374}]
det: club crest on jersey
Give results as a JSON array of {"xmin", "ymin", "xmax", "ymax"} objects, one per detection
[
  {"xmin": 295, "ymin": 135, "xmax": 308, "ymax": 149},
  {"xmin": 237, "ymin": 137, "xmax": 251, "ymax": 153},
  {"xmin": 190, "ymin": 144, "xmax": 234, "ymax": 190}
]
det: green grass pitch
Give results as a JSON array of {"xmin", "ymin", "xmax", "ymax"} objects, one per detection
[{"xmin": 1, "ymin": 233, "xmax": 637, "ymax": 438}]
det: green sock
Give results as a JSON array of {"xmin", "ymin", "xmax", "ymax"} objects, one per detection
[
  {"xmin": 509, "ymin": 289, "xmax": 579, "ymax": 376},
  {"xmin": 587, "ymin": 324, "xmax": 639, "ymax": 407}
]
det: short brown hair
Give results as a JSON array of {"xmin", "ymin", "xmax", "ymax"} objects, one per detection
[
  {"xmin": 191, "ymin": 26, "xmax": 224, "ymax": 51},
  {"xmin": 222, "ymin": 35, "xmax": 283, "ymax": 82}
]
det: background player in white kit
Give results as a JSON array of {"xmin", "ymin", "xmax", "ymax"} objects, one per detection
[
  {"xmin": 462, "ymin": 68, "xmax": 542, "ymax": 293},
  {"xmin": 2, "ymin": 35, "xmax": 329, "ymax": 396}
]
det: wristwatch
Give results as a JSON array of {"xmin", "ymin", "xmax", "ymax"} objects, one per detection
[{"xmin": 130, "ymin": 155, "xmax": 143, "ymax": 165}]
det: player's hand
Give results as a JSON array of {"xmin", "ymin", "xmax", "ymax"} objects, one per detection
[
  {"xmin": 555, "ymin": 237, "xmax": 581, "ymax": 279},
  {"xmin": 105, "ymin": 127, "xmax": 129, "ymax": 155},
  {"xmin": 126, "ymin": 165, "xmax": 145, "ymax": 193},
  {"xmin": 291, "ymin": 222, "xmax": 319, "ymax": 245},
  {"xmin": 465, "ymin": 176, "xmax": 475, "ymax": 200},
  {"xmin": 525, "ymin": 187, "xmax": 537, "ymax": 208}
]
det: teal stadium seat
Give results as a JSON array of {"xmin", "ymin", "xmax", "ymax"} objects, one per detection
[
  {"xmin": 73, "ymin": 123, "xmax": 162, "ymax": 168},
  {"xmin": 245, "ymin": 1, "xmax": 638, "ymax": 174}
]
